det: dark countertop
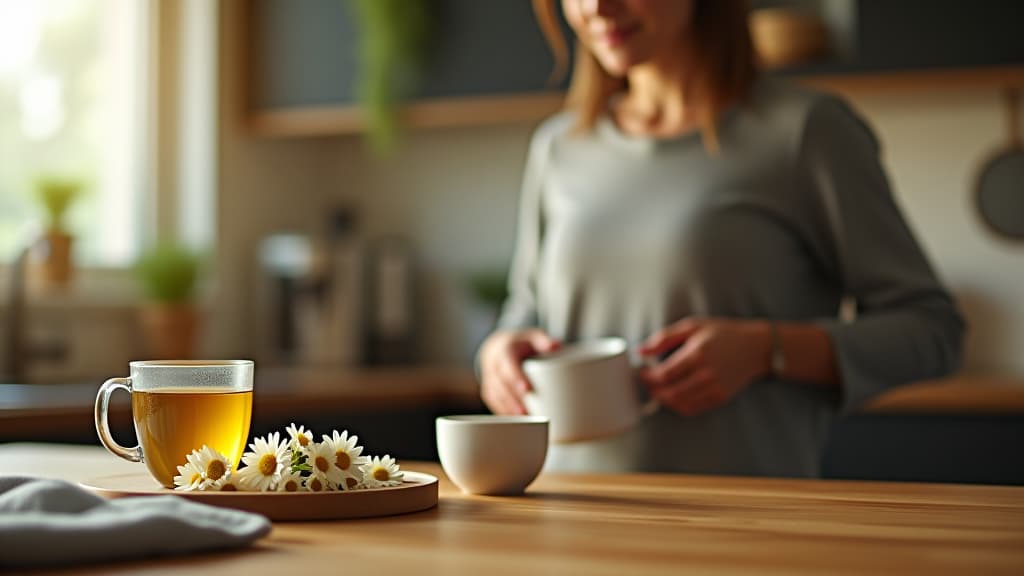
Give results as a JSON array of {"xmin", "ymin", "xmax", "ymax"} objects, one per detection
[
  {"xmin": 3, "ymin": 368, "xmax": 1022, "ymax": 441},
  {"xmin": 0, "ymin": 366, "xmax": 483, "ymax": 440}
]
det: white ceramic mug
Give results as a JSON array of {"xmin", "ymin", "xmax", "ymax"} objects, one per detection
[{"xmin": 522, "ymin": 337, "xmax": 658, "ymax": 444}]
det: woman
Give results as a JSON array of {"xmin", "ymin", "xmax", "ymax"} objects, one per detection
[{"xmin": 478, "ymin": 0, "xmax": 965, "ymax": 476}]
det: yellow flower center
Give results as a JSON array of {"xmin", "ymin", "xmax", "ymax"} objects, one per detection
[
  {"xmin": 335, "ymin": 451, "xmax": 351, "ymax": 470},
  {"xmin": 258, "ymin": 454, "xmax": 277, "ymax": 476},
  {"xmin": 309, "ymin": 478, "xmax": 323, "ymax": 492},
  {"xmin": 298, "ymin": 435, "xmax": 309, "ymax": 447},
  {"xmin": 345, "ymin": 477, "xmax": 358, "ymax": 489},
  {"xmin": 220, "ymin": 483, "xmax": 237, "ymax": 492},
  {"xmin": 284, "ymin": 480, "xmax": 298, "ymax": 492},
  {"xmin": 373, "ymin": 467, "xmax": 390, "ymax": 482},
  {"xmin": 206, "ymin": 460, "xmax": 226, "ymax": 481},
  {"xmin": 315, "ymin": 456, "xmax": 329, "ymax": 473},
  {"xmin": 190, "ymin": 472, "xmax": 202, "ymax": 486}
]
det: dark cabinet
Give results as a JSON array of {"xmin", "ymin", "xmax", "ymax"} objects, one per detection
[
  {"xmin": 247, "ymin": 0, "xmax": 570, "ymax": 135},
  {"xmin": 247, "ymin": 0, "xmax": 1024, "ymax": 136},
  {"xmin": 252, "ymin": 0, "xmax": 569, "ymax": 108},
  {"xmin": 755, "ymin": 0, "xmax": 1024, "ymax": 74},
  {"xmin": 854, "ymin": 0, "xmax": 1024, "ymax": 72}
]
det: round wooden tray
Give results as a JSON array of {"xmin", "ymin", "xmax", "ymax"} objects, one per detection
[{"xmin": 80, "ymin": 471, "xmax": 438, "ymax": 522}]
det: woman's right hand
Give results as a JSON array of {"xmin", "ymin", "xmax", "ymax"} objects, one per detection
[{"xmin": 478, "ymin": 329, "xmax": 561, "ymax": 415}]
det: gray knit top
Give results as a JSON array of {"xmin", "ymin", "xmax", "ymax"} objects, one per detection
[{"xmin": 497, "ymin": 78, "xmax": 964, "ymax": 477}]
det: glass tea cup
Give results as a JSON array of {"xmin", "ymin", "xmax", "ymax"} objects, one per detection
[{"xmin": 94, "ymin": 360, "xmax": 254, "ymax": 488}]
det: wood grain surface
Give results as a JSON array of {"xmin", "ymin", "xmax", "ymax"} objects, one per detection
[{"xmin": 2, "ymin": 444, "xmax": 1022, "ymax": 575}]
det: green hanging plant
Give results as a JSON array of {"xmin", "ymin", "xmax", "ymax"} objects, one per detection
[{"xmin": 351, "ymin": 0, "xmax": 436, "ymax": 154}]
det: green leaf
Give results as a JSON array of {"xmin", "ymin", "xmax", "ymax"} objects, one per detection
[
  {"xmin": 134, "ymin": 244, "xmax": 201, "ymax": 303},
  {"xmin": 34, "ymin": 175, "xmax": 85, "ymax": 232}
]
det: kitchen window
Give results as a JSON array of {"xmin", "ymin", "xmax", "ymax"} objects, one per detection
[
  {"xmin": 0, "ymin": 0, "xmax": 150, "ymax": 267},
  {"xmin": 0, "ymin": 0, "xmax": 217, "ymax": 271}
]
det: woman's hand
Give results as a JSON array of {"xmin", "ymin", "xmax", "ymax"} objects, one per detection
[
  {"xmin": 478, "ymin": 329, "xmax": 561, "ymax": 415},
  {"xmin": 638, "ymin": 318, "xmax": 772, "ymax": 417}
]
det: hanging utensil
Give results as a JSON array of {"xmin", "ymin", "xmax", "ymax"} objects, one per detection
[{"xmin": 975, "ymin": 87, "xmax": 1024, "ymax": 241}]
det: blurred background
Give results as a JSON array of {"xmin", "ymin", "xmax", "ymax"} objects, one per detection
[{"xmin": 1, "ymin": 0, "xmax": 1022, "ymax": 483}]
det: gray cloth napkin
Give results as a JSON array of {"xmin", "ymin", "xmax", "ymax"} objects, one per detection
[{"xmin": 0, "ymin": 476, "xmax": 272, "ymax": 569}]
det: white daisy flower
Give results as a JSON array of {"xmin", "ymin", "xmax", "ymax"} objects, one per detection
[
  {"xmin": 276, "ymin": 470, "xmax": 305, "ymax": 492},
  {"xmin": 325, "ymin": 430, "xmax": 369, "ymax": 491},
  {"xmin": 188, "ymin": 445, "xmax": 230, "ymax": 484},
  {"xmin": 304, "ymin": 474, "xmax": 328, "ymax": 493},
  {"xmin": 306, "ymin": 439, "xmax": 344, "ymax": 489},
  {"xmin": 211, "ymin": 474, "xmax": 243, "ymax": 492},
  {"xmin": 173, "ymin": 459, "xmax": 207, "ymax": 491},
  {"xmin": 361, "ymin": 455, "xmax": 404, "ymax": 488},
  {"xmin": 285, "ymin": 423, "xmax": 314, "ymax": 452},
  {"xmin": 236, "ymin": 432, "xmax": 289, "ymax": 491}
]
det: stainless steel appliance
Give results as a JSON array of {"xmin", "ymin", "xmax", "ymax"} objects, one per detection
[{"xmin": 255, "ymin": 228, "xmax": 363, "ymax": 367}]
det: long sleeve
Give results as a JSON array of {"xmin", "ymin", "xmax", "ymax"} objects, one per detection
[
  {"xmin": 496, "ymin": 119, "xmax": 558, "ymax": 331},
  {"xmin": 799, "ymin": 96, "xmax": 966, "ymax": 412}
]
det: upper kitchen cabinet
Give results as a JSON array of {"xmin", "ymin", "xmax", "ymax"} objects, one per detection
[
  {"xmin": 245, "ymin": 0, "xmax": 571, "ymax": 136},
  {"xmin": 753, "ymin": 0, "xmax": 1024, "ymax": 95},
  {"xmin": 852, "ymin": 0, "xmax": 1024, "ymax": 71},
  {"xmin": 245, "ymin": 0, "xmax": 1024, "ymax": 137}
]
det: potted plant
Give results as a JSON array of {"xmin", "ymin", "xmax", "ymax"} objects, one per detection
[
  {"xmin": 134, "ymin": 243, "xmax": 202, "ymax": 360},
  {"xmin": 32, "ymin": 175, "xmax": 84, "ymax": 289}
]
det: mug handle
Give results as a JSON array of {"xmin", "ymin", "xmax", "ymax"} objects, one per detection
[
  {"xmin": 94, "ymin": 377, "xmax": 142, "ymax": 462},
  {"xmin": 636, "ymin": 354, "xmax": 661, "ymax": 418}
]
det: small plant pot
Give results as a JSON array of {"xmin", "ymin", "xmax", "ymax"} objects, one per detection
[
  {"xmin": 749, "ymin": 8, "xmax": 829, "ymax": 70},
  {"xmin": 31, "ymin": 231, "xmax": 74, "ymax": 290},
  {"xmin": 139, "ymin": 303, "xmax": 200, "ymax": 360}
]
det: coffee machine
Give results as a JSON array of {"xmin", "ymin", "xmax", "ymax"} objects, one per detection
[{"xmin": 255, "ymin": 221, "xmax": 363, "ymax": 367}]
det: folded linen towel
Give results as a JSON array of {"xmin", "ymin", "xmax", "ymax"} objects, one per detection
[{"xmin": 0, "ymin": 476, "xmax": 271, "ymax": 569}]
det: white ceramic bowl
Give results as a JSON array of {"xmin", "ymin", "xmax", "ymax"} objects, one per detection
[{"xmin": 436, "ymin": 415, "xmax": 549, "ymax": 495}]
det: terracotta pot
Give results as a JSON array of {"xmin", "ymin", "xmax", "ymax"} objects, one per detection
[
  {"xmin": 139, "ymin": 303, "xmax": 200, "ymax": 360},
  {"xmin": 31, "ymin": 231, "xmax": 74, "ymax": 289}
]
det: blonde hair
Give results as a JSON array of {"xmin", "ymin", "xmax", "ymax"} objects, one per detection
[{"xmin": 531, "ymin": 0, "xmax": 758, "ymax": 152}]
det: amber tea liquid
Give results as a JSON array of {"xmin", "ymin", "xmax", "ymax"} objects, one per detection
[{"xmin": 132, "ymin": 388, "xmax": 253, "ymax": 488}]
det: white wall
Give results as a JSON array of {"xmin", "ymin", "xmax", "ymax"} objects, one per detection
[
  {"xmin": 852, "ymin": 90, "xmax": 1024, "ymax": 375},
  {"xmin": 327, "ymin": 124, "xmax": 535, "ymax": 362}
]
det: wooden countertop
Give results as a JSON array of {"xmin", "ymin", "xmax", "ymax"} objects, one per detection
[
  {"xmin": 2, "ymin": 443, "xmax": 1022, "ymax": 575},
  {"xmin": 863, "ymin": 375, "xmax": 1024, "ymax": 413}
]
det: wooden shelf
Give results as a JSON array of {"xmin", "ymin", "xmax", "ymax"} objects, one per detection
[
  {"xmin": 797, "ymin": 65, "xmax": 1024, "ymax": 98},
  {"xmin": 245, "ymin": 66, "xmax": 1024, "ymax": 138},
  {"xmin": 247, "ymin": 92, "xmax": 565, "ymax": 138}
]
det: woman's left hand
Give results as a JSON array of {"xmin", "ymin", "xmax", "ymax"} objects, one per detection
[{"xmin": 638, "ymin": 318, "xmax": 772, "ymax": 417}]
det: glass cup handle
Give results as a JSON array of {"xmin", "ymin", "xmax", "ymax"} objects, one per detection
[{"xmin": 94, "ymin": 377, "xmax": 142, "ymax": 462}]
